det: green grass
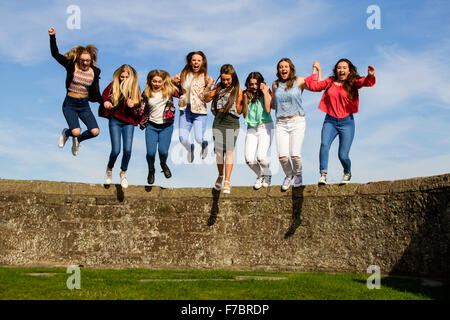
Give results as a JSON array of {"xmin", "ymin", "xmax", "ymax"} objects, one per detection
[{"xmin": 0, "ymin": 267, "xmax": 448, "ymax": 300}]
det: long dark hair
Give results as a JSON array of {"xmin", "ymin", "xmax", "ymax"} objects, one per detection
[
  {"xmin": 329, "ymin": 58, "xmax": 361, "ymax": 100},
  {"xmin": 212, "ymin": 64, "xmax": 240, "ymax": 114},
  {"xmin": 244, "ymin": 72, "xmax": 265, "ymax": 103},
  {"xmin": 180, "ymin": 51, "xmax": 208, "ymax": 84},
  {"xmin": 275, "ymin": 58, "xmax": 296, "ymax": 90}
]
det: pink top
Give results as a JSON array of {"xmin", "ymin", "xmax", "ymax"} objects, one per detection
[{"xmin": 305, "ymin": 74, "xmax": 376, "ymax": 118}]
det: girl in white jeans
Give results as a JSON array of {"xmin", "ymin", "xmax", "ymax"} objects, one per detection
[
  {"xmin": 272, "ymin": 58, "xmax": 322, "ymax": 190},
  {"xmin": 242, "ymin": 72, "xmax": 273, "ymax": 189}
]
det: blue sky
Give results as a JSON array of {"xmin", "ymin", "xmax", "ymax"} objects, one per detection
[{"xmin": 0, "ymin": 0, "xmax": 449, "ymax": 188}]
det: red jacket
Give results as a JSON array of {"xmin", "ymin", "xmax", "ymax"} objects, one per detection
[
  {"xmin": 305, "ymin": 74, "xmax": 376, "ymax": 118},
  {"xmin": 100, "ymin": 82, "xmax": 142, "ymax": 125}
]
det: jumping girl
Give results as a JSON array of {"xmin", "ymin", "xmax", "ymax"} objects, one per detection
[
  {"xmin": 49, "ymin": 27, "xmax": 102, "ymax": 156},
  {"xmin": 173, "ymin": 51, "xmax": 214, "ymax": 162},
  {"xmin": 272, "ymin": 58, "xmax": 321, "ymax": 191},
  {"xmin": 204, "ymin": 64, "xmax": 243, "ymax": 194},
  {"xmin": 101, "ymin": 64, "xmax": 142, "ymax": 188},
  {"xmin": 140, "ymin": 70, "xmax": 179, "ymax": 185},
  {"xmin": 242, "ymin": 72, "xmax": 273, "ymax": 189},
  {"xmin": 305, "ymin": 59, "xmax": 376, "ymax": 185}
]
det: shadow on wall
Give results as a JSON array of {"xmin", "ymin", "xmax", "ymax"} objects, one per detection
[
  {"xmin": 352, "ymin": 277, "xmax": 450, "ymax": 300},
  {"xmin": 103, "ymin": 184, "xmax": 125, "ymax": 202},
  {"xmin": 389, "ymin": 189, "xmax": 450, "ymax": 279},
  {"xmin": 284, "ymin": 186, "xmax": 305, "ymax": 238},
  {"xmin": 208, "ymin": 188, "xmax": 221, "ymax": 226}
]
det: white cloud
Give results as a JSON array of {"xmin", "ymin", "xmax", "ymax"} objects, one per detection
[{"xmin": 0, "ymin": 0, "xmax": 335, "ymax": 66}]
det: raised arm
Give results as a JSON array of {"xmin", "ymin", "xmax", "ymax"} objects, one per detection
[
  {"xmin": 48, "ymin": 27, "xmax": 70, "ymax": 68},
  {"xmin": 271, "ymin": 81, "xmax": 276, "ymax": 110},
  {"xmin": 313, "ymin": 61, "xmax": 323, "ymax": 82},
  {"xmin": 304, "ymin": 61, "xmax": 331, "ymax": 92},
  {"xmin": 261, "ymin": 83, "xmax": 271, "ymax": 113},
  {"xmin": 354, "ymin": 66, "xmax": 376, "ymax": 89}
]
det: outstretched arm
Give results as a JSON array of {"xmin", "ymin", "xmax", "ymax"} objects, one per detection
[
  {"xmin": 48, "ymin": 27, "xmax": 70, "ymax": 68},
  {"xmin": 355, "ymin": 65, "xmax": 376, "ymax": 88}
]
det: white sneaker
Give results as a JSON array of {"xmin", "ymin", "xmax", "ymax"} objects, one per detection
[
  {"xmin": 281, "ymin": 175, "xmax": 293, "ymax": 191},
  {"xmin": 71, "ymin": 137, "xmax": 79, "ymax": 156},
  {"xmin": 340, "ymin": 173, "xmax": 352, "ymax": 185},
  {"xmin": 262, "ymin": 175, "xmax": 271, "ymax": 188},
  {"xmin": 293, "ymin": 174, "xmax": 303, "ymax": 187},
  {"xmin": 254, "ymin": 176, "xmax": 264, "ymax": 190},
  {"xmin": 120, "ymin": 172, "xmax": 128, "ymax": 188},
  {"xmin": 58, "ymin": 128, "xmax": 69, "ymax": 148},
  {"xmin": 104, "ymin": 169, "xmax": 112, "ymax": 185},
  {"xmin": 318, "ymin": 175, "xmax": 327, "ymax": 185}
]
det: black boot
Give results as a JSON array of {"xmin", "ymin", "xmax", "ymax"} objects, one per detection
[
  {"xmin": 147, "ymin": 168, "xmax": 155, "ymax": 185},
  {"xmin": 161, "ymin": 163, "xmax": 172, "ymax": 179}
]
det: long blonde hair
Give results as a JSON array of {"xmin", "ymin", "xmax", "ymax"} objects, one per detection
[
  {"xmin": 110, "ymin": 64, "xmax": 141, "ymax": 106},
  {"xmin": 144, "ymin": 70, "xmax": 179, "ymax": 99},
  {"xmin": 64, "ymin": 45, "xmax": 98, "ymax": 67}
]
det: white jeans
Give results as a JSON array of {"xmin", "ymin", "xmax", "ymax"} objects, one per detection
[
  {"xmin": 276, "ymin": 116, "xmax": 306, "ymax": 158},
  {"xmin": 245, "ymin": 122, "xmax": 274, "ymax": 164}
]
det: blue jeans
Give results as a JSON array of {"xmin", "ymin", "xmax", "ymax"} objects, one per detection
[
  {"xmin": 319, "ymin": 114, "xmax": 355, "ymax": 174},
  {"xmin": 107, "ymin": 117, "xmax": 135, "ymax": 171},
  {"xmin": 179, "ymin": 104, "xmax": 208, "ymax": 151},
  {"xmin": 145, "ymin": 121, "xmax": 174, "ymax": 169},
  {"xmin": 62, "ymin": 95, "xmax": 99, "ymax": 143}
]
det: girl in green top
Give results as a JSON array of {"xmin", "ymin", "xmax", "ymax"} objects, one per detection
[{"xmin": 242, "ymin": 72, "xmax": 274, "ymax": 189}]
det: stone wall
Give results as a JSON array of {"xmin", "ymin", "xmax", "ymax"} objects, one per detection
[{"xmin": 0, "ymin": 174, "xmax": 449, "ymax": 278}]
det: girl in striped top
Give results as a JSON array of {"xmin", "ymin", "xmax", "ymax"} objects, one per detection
[{"xmin": 49, "ymin": 27, "xmax": 102, "ymax": 157}]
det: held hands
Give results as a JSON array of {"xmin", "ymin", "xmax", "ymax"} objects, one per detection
[
  {"xmin": 48, "ymin": 27, "xmax": 55, "ymax": 35},
  {"xmin": 313, "ymin": 61, "xmax": 321, "ymax": 72},
  {"xmin": 207, "ymin": 76, "xmax": 215, "ymax": 88},
  {"xmin": 104, "ymin": 101, "xmax": 114, "ymax": 109},
  {"xmin": 172, "ymin": 74, "xmax": 181, "ymax": 85},
  {"xmin": 127, "ymin": 99, "xmax": 135, "ymax": 108},
  {"xmin": 368, "ymin": 65, "xmax": 375, "ymax": 77}
]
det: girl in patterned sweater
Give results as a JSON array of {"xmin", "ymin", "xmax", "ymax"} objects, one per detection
[{"xmin": 49, "ymin": 27, "xmax": 102, "ymax": 156}]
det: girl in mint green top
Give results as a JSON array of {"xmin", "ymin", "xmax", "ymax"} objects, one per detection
[
  {"xmin": 244, "ymin": 95, "xmax": 273, "ymax": 127},
  {"xmin": 242, "ymin": 72, "xmax": 274, "ymax": 189}
]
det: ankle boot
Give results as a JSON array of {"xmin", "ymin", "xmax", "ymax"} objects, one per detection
[
  {"xmin": 161, "ymin": 163, "xmax": 172, "ymax": 179},
  {"xmin": 147, "ymin": 168, "xmax": 155, "ymax": 185}
]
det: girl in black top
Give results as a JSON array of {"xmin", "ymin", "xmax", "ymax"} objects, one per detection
[{"xmin": 49, "ymin": 27, "xmax": 102, "ymax": 156}]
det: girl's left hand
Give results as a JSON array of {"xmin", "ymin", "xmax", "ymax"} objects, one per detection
[
  {"xmin": 127, "ymin": 99, "xmax": 134, "ymax": 108},
  {"xmin": 368, "ymin": 65, "xmax": 375, "ymax": 77},
  {"xmin": 260, "ymin": 82, "xmax": 269, "ymax": 93}
]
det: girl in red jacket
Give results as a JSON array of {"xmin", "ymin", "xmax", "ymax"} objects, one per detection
[
  {"xmin": 305, "ymin": 59, "xmax": 376, "ymax": 185},
  {"xmin": 101, "ymin": 65, "xmax": 142, "ymax": 188}
]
